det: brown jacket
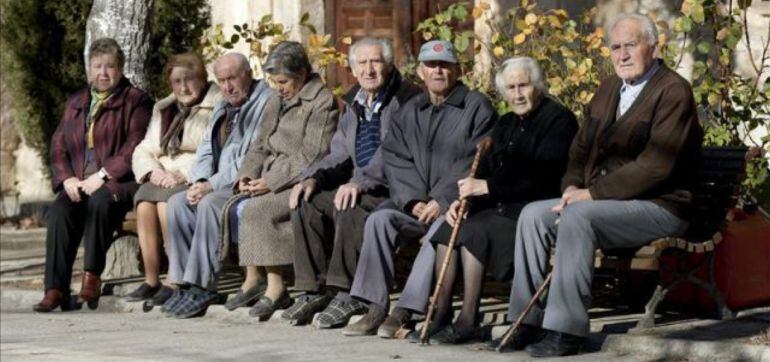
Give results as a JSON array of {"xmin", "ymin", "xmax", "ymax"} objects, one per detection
[{"xmin": 562, "ymin": 61, "xmax": 702, "ymax": 218}]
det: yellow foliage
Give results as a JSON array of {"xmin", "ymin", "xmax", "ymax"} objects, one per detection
[
  {"xmin": 493, "ymin": 46, "xmax": 505, "ymax": 57},
  {"xmin": 472, "ymin": 6, "xmax": 484, "ymax": 19},
  {"xmin": 341, "ymin": 36, "xmax": 352, "ymax": 45},
  {"xmin": 513, "ymin": 33, "xmax": 526, "ymax": 45},
  {"xmin": 525, "ymin": 13, "xmax": 538, "ymax": 25},
  {"xmin": 547, "ymin": 15, "xmax": 562, "ymax": 28},
  {"xmin": 716, "ymin": 28, "xmax": 728, "ymax": 41}
]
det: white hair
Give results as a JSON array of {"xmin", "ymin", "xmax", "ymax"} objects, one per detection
[
  {"xmin": 607, "ymin": 13, "xmax": 659, "ymax": 46},
  {"xmin": 214, "ymin": 52, "xmax": 252, "ymax": 73},
  {"xmin": 348, "ymin": 37, "xmax": 394, "ymax": 69},
  {"xmin": 495, "ymin": 56, "xmax": 547, "ymax": 95}
]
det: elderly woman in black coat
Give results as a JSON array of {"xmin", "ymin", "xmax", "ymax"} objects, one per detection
[{"xmin": 424, "ymin": 56, "xmax": 579, "ymax": 343}]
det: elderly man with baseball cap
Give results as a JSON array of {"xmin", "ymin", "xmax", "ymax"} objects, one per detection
[{"xmin": 342, "ymin": 40, "xmax": 497, "ymax": 336}]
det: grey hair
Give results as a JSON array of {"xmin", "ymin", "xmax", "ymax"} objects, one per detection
[
  {"xmin": 495, "ymin": 56, "xmax": 547, "ymax": 95},
  {"xmin": 89, "ymin": 38, "xmax": 125, "ymax": 68},
  {"xmin": 262, "ymin": 41, "xmax": 312, "ymax": 78},
  {"xmin": 214, "ymin": 52, "xmax": 252, "ymax": 73},
  {"xmin": 607, "ymin": 13, "xmax": 659, "ymax": 46},
  {"xmin": 348, "ymin": 37, "xmax": 394, "ymax": 69}
]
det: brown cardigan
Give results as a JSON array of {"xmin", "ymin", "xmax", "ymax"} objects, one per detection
[{"xmin": 561, "ymin": 61, "xmax": 703, "ymax": 219}]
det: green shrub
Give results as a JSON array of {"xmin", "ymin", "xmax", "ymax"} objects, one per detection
[
  {"xmin": 146, "ymin": 0, "xmax": 211, "ymax": 98},
  {"xmin": 0, "ymin": 0, "xmax": 92, "ymax": 168}
]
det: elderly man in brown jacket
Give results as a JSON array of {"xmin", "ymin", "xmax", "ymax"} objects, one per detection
[{"xmin": 502, "ymin": 14, "xmax": 702, "ymax": 357}]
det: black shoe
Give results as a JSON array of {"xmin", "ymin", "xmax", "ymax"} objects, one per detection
[
  {"xmin": 224, "ymin": 282, "xmax": 267, "ymax": 311},
  {"xmin": 525, "ymin": 330, "xmax": 584, "ymax": 358},
  {"xmin": 149, "ymin": 286, "xmax": 175, "ymax": 306},
  {"xmin": 124, "ymin": 283, "xmax": 161, "ymax": 302},
  {"xmin": 249, "ymin": 293, "xmax": 293, "ymax": 321},
  {"xmin": 486, "ymin": 324, "xmax": 545, "ymax": 351},
  {"xmin": 429, "ymin": 324, "xmax": 480, "ymax": 345}
]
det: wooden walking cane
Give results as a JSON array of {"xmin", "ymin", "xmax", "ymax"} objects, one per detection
[
  {"xmin": 420, "ymin": 137, "xmax": 492, "ymax": 345},
  {"xmin": 495, "ymin": 271, "xmax": 553, "ymax": 352}
]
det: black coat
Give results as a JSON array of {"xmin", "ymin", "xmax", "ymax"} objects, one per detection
[
  {"xmin": 431, "ymin": 96, "xmax": 578, "ymax": 280},
  {"xmin": 471, "ymin": 96, "xmax": 579, "ymax": 218}
]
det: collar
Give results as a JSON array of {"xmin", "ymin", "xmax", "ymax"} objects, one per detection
[
  {"xmin": 296, "ymin": 73, "xmax": 325, "ymax": 101},
  {"xmin": 416, "ymin": 82, "xmax": 468, "ymax": 110},
  {"xmin": 78, "ymin": 77, "xmax": 131, "ymax": 110},
  {"xmin": 621, "ymin": 59, "xmax": 661, "ymax": 89},
  {"xmin": 353, "ymin": 70, "xmax": 400, "ymax": 109}
]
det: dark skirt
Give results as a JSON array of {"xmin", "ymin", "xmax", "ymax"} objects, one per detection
[
  {"xmin": 133, "ymin": 183, "xmax": 187, "ymax": 207},
  {"xmin": 430, "ymin": 205, "xmax": 523, "ymax": 281}
]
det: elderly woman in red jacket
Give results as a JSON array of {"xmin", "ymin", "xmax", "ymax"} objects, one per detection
[{"xmin": 34, "ymin": 38, "xmax": 152, "ymax": 312}]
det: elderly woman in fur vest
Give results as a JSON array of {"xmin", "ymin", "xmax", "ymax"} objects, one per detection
[{"xmin": 124, "ymin": 52, "xmax": 222, "ymax": 305}]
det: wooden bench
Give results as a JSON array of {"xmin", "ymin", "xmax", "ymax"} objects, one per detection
[{"xmin": 594, "ymin": 146, "xmax": 748, "ymax": 328}]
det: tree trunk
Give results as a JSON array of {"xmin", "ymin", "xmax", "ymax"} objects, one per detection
[{"xmin": 84, "ymin": 0, "xmax": 154, "ymax": 91}]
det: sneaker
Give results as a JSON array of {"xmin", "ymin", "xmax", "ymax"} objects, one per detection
[
  {"xmin": 281, "ymin": 293, "xmax": 332, "ymax": 326},
  {"xmin": 377, "ymin": 307, "xmax": 412, "ymax": 338},
  {"xmin": 249, "ymin": 292, "xmax": 293, "ymax": 321},
  {"xmin": 172, "ymin": 289, "xmax": 218, "ymax": 319},
  {"xmin": 124, "ymin": 283, "xmax": 161, "ymax": 302},
  {"xmin": 312, "ymin": 295, "xmax": 368, "ymax": 329},
  {"xmin": 342, "ymin": 304, "xmax": 387, "ymax": 336},
  {"xmin": 224, "ymin": 282, "xmax": 267, "ymax": 311}
]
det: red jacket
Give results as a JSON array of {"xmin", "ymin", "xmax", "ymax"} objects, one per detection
[{"xmin": 50, "ymin": 77, "xmax": 153, "ymax": 202}]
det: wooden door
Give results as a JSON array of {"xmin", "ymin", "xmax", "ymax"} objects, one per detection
[{"xmin": 325, "ymin": 0, "xmax": 472, "ymax": 91}]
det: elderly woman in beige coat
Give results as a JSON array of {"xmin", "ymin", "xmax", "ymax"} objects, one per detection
[
  {"xmin": 220, "ymin": 41, "xmax": 338, "ymax": 320},
  {"xmin": 126, "ymin": 52, "xmax": 222, "ymax": 304}
]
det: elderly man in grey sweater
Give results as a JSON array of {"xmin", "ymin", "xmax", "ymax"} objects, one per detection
[
  {"xmin": 281, "ymin": 38, "xmax": 421, "ymax": 329},
  {"xmin": 161, "ymin": 52, "xmax": 273, "ymax": 318},
  {"xmin": 343, "ymin": 40, "xmax": 497, "ymax": 336}
]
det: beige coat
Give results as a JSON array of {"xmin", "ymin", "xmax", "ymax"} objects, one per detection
[
  {"xmin": 223, "ymin": 75, "xmax": 338, "ymax": 266},
  {"xmin": 131, "ymin": 83, "xmax": 222, "ymax": 182}
]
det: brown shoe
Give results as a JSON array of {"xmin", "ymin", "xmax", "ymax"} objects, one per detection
[
  {"xmin": 377, "ymin": 307, "xmax": 412, "ymax": 338},
  {"xmin": 342, "ymin": 304, "xmax": 387, "ymax": 336},
  {"xmin": 33, "ymin": 289, "xmax": 76, "ymax": 313},
  {"xmin": 78, "ymin": 271, "xmax": 102, "ymax": 309}
]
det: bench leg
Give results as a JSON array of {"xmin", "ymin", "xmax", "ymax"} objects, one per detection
[
  {"xmin": 637, "ymin": 284, "xmax": 667, "ymax": 329},
  {"xmin": 636, "ymin": 251, "xmax": 734, "ymax": 330}
]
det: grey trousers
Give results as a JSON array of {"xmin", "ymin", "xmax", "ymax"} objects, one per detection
[
  {"xmin": 508, "ymin": 198, "xmax": 688, "ymax": 337},
  {"xmin": 166, "ymin": 189, "xmax": 232, "ymax": 290},
  {"xmin": 394, "ymin": 218, "xmax": 445, "ymax": 314},
  {"xmin": 349, "ymin": 206, "xmax": 443, "ymax": 309}
]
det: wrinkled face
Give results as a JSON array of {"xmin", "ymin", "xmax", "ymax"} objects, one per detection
[
  {"xmin": 352, "ymin": 45, "xmax": 391, "ymax": 93},
  {"xmin": 214, "ymin": 57, "xmax": 253, "ymax": 107},
  {"xmin": 88, "ymin": 53, "xmax": 123, "ymax": 92},
  {"xmin": 610, "ymin": 19, "xmax": 657, "ymax": 83},
  {"xmin": 502, "ymin": 68, "xmax": 540, "ymax": 117},
  {"xmin": 268, "ymin": 73, "xmax": 306, "ymax": 100},
  {"xmin": 169, "ymin": 66, "xmax": 206, "ymax": 106},
  {"xmin": 418, "ymin": 61, "xmax": 459, "ymax": 97}
]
